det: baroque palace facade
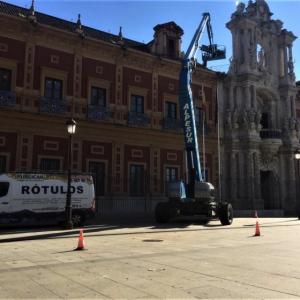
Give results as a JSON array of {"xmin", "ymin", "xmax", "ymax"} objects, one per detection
[
  {"xmin": 0, "ymin": 1, "xmax": 220, "ymax": 214},
  {"xmin": 220, "ymin": 0, "xmax": 299, "ymax": 215}
]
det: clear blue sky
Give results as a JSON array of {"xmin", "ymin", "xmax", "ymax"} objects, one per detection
[{"xmin": 5, "ymin": 0, "xmax": 300, "ymax": 80}]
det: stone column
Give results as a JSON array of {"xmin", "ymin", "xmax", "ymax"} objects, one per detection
[
  {"xmin": 236, "ymin": 86, "xmax": 242, "ymax": 110},
  {"xmin": 284, "ymin": 46, "xmax": 288, "ymax": 79},
  {"xmin": 230, "ymin": 152, "xmax": 237, "ymax": 204},
  {"xmin": 247, "ymin": 151, "xmax": 255, "ymax": 209},
  {"xmin": 283, "ymin": 152, "xmax": 297, "ymax": 214},
  {"xmin": 228, "ymin": 85, "xmax": 234, "ymax": 109},
  {"xmin": 244, "ymin": 86, "xmax": 251, "ymax": 109},
  {"xmin": 253, "ymin": 152, "xmax": 260, "ymax": 199},
  {"xmin": 288, "ymin": 44, "xmax": 294, "ymax": 74}
]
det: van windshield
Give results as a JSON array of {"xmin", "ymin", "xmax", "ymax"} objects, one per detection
[{"xmin": 0, "ymin": 182, "xmax": 9, "ymax": 197}]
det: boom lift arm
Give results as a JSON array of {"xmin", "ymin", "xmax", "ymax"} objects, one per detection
[
  {"xmin": 179, "ymin": 12, "xmax": 225, "ymax": 198},
  {"xmin": 155, "ymin": 12, "xmax": 232, "ymax": 226}
]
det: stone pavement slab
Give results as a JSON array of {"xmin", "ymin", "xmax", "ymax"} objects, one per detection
[{"xmin": 0, "ymin": 218, "xmax": 300, "ymax": 299}]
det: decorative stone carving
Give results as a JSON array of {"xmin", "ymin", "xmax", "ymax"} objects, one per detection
[
  {"xmin": 259, "ymin": 150, "xmax": 278, "ymax": 172},
  {"xmin": 231, "ymin": 2, "xmax": 246, "ymax": 19},
  {"xmin": 225, "ymin": 109, "xmax": 240, "ymax": 129},
  {"xmin": 223, "ymin": 0, "xmax": 298, "ymax": 213}
]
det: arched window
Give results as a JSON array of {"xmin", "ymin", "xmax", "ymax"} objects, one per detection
[{"xmin": 257, "ymin": 44, "xmax": 266, "ymax": 69}]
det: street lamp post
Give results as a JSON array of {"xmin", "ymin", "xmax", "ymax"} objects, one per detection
[
  {"xmin": 294, "ymin": 149, "xmax": 300, "ymax": 219},
  {"xmin": 64, "ymin": 118, "xmax": 77, "ymax": 229}
]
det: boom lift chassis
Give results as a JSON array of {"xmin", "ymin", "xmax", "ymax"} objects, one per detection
[{"xmin": 155, "ymin": 13, "xmax": 233, "ymax": 225}]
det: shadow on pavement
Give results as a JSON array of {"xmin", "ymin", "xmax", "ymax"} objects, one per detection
[
  {"xmin": 1, "ymin": 215, "xmax": 298, "ymax": 244},
  {"xmin": 0, "ymin": 214, "xmax": 223, "ymax": 243}
]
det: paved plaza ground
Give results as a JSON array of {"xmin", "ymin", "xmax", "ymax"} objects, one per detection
[{"xmin": 0, "ymin": 217, "xmax": 300, "ymax": 299}]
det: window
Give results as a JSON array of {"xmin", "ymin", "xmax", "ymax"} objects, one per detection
[
  {"xmin": 0, "ymin": 156, "xmax": 6, "ymax": 173},
  {"xmin": 167, "ymin": 39, "xmax": 175, "ymax": 56},
  {"xmin": 0, "ymin": 182, "xmax": 9, "ymax": 197},
  {"xmin": 165, "ymin": 102, "xmax": 177, "ymax": 119},
  {"xmin": 131, "ymin": 95, "xmax": 144, "ymax": 113},
  {"xmin": 195, "ymin": 107, "xmax": 202, "ymax": 126},
  {"xmin": 44, "ymin": 77, "xmax": 62, "ymax": 100},
  {"xmin": 40, "ymin": 158, "xmax": 60, "ymax": 171},
  {"xmin": 166, "ymin": 167, "xmax": 178, "ymax": 182},
  {"xmin": 129, "ymin": 164, "xmax": 144, "ymax": 196},
  {"xmin": 261, "ymin": 112, "xmax": 269, "ymax": 129},
  {"xmin": 91, "ymin": 87, "xmax": 106, "ymax": 107},
  {"xmin": 0, "ymin": 68, "xmax": 11, "ymax": 91},
  {"xmin": 89, "ymin": 161, "xmax": 105, "ymax": 197}
]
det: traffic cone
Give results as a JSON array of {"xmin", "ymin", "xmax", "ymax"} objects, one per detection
[
  {"xmin": 254, "ymin": 220, "xmax": 261, "ymax": 237},
  {"xmin": 75, "ymin": 229, "xmax": 86, "ymax": 250}
]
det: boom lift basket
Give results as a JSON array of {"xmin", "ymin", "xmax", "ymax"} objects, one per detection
[{"xmin": 201, "ymin": 44, "xmax": 226, "ymax": 65}]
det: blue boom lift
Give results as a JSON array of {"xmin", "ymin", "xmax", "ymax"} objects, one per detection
[{"xmin": 155, "ymin": 13, "xmax": 233, "ymax": 225}]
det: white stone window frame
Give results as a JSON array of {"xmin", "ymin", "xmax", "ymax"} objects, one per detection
[
  {"xmin": 37, "ymin": 155, "xmax": 63, "ymax": 172},
  {"xmin": 91, "ymin": 145, "xmax": 105, "ymax": 155},
  {"xmin": 88, "ymin": 77, "xmax": 110, "ymax": 107},
  {"xmin": 163, "ymin": 93, "xmax": 179, "ymax": 119},
  {"xmin": 43, "ymin": 141, "xmax": 59, "ymax": 151},
  {"xmin": 40, "ymin": 67, "xmax": 68, "ymax": 99},
  {"xmin": 127, "ymin": 161, "xmax": 147, "ymax": 196},
  {"xmin": 86, "ymin": 158, "xmax": 108, "ymax": 195},
  {"xmin": 0, "ymin": 57, "xmax": 17, "ymax": 92},
  {"xmin": 164, "ymin": 164, "xmax": 180, "ymax": 181},
  {"xmin": 128, "ymin": 86, "xmax": 148, "ymax": 114},
  {"xmin": 163, "ymin": 164, "xmax": 180, "ymax": 193},
  {"xmin": 131, "ymin": 149, "xmax": 143, "ymax": 158},
  {"xmin": 167, "ymin": 152, "xmax": 178, "ymax": 161}
]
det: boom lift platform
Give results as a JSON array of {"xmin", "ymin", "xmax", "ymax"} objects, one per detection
[{"xmin": 155, "ymin": 13, "xmax": 232, "ymax": 225}]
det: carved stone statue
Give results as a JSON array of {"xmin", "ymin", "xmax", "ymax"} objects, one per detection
[
  {"xmin": 258, "ymin": 48, "xmax": 265, "ymax": 69},
  {"xmin": 236, "ymin": 2, "xmax": 246, "ymax": 14},
  {"xmin": 288, "ymin": 59, "xmax": 294, "ymax": 74},
  {"xmin": 255, "ymin": 110, "xmax": 262, "ymax": 129},
  {"xmin": 231, "ymin": 2, "xmax": 245, "ymax": 19}
]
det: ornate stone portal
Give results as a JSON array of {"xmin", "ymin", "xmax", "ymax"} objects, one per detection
[{"xmin": 221, "ymin": 0, "xmax": 299, "ymax": 215}]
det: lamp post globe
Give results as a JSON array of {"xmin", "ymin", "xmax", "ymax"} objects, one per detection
[
  {"xmin": 64, "ymin": 118, "xmax": 77, "ymax": 229},
  {"xmin": 66, "ymin": 118, "xmax": 76, "ymax": 135}
]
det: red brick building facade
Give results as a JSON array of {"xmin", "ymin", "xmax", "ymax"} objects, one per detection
[{"xmin": 0, "ymin": 1, "xmax": 219, "ymax": 214}]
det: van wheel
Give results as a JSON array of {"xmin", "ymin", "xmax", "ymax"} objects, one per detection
[{"xmin": 72, "ymin": 212, "xmax": 85, "ymax": 227}]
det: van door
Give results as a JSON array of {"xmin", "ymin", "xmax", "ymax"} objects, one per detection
[{"xmin": 0, "ymin": 181, "xmax": 10, "ymax": 213}]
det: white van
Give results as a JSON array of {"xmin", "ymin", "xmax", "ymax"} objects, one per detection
[{"xmin": 0, "ymin": 173, "xmax": 96, "ymax": 226}]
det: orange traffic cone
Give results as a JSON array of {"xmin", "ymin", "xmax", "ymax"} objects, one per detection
[
  {"xmin": 75, "ymin": 229, "xmax": 86, "ymax": 250},
  {"xmin": 254, "ymin": 220, "xmax": 261, "ymax": 237}
]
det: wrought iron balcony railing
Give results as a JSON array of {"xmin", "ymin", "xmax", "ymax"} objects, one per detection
[
  {"xmin": 0, "ymin": 90, "xmax": 16, "ymax": 107},
  {"xmin": 163, "ymin": 118, "xmax": 181, "ymax": 131},
  {"xmin": 40, "ymin": 97, "xmax": 67, "ymax": 115},
  {"xmin": 87, "ymin": 105, "xmax": 111, "ymax": 121},
  {"xmin": 260, "ymin": 129, "xmax": 281, "ymax": 139},
  {"xmin": 128, "ymin": 112, "xmax": 150, "ymax": 126}
]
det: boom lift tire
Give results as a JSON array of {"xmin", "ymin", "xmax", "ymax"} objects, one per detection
[
  {"xmin": 155, "ymin": 202, "xmax": 171, "ymax": 223},
  {"xmin": 218, "ymin": 203, "xmax": 233, "ymax": 226}
]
